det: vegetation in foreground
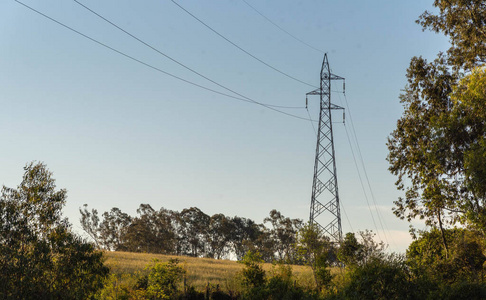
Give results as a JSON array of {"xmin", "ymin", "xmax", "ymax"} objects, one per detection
[{"xmin": 0, "ymin": 162, "xmax": 108, "ymax": 299}]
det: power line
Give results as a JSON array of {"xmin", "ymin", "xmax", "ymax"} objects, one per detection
[
  {"xmin": 15, "ymin": 0, "xmax": 313, "ymax": 122},
  {"xmin": 169, "ymin": 0, "xmax": 318, "ymax": 89},
  {"xmin": 305, "ymin": 107, "xmax": 317, "ymax": 135},
  {"xmin": 330, "ymin": 90, "xmax": 394, "ymax": 248},
  {"xmin": 241, "ymin": 0, "xmax": 325, "ymax": 54},
  {"xmin": 73, "ymin": 0, "xmax": 304, "ymax": 110},
  {"xmin": 341, "ymin": 93, "xmax": 397, "ymax": 249},
  {"xmin": 343, "ymin": 125, "xmax": 384, "ymax": 243},
  {"xmin": 341, "ymin": 200, "xmax": 355, "ymax": 234}
]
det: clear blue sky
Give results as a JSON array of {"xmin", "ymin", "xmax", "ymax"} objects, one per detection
[{"xmin": 1, "ymin": 0, "xmax": 450, "ymax": 252}]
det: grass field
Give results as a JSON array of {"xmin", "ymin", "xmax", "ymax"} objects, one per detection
[{"xmin": 103, "ymin": 251, "xmax": 321, "ymax": 291}]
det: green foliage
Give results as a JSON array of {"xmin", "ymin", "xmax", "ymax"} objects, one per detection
[
  {"xmin": 80, "ymin": 205, "xmax": 304, "ymax": 263},
  {"xmin": 338, "ymin": 254, "xmax": 416, "ymax": 300},
  {"xmin": 239, "ymin": 250, "xmax": 266, "ymax": 288},
  {"xmin": 239, "ymin": 257, "xmax": 321, "ymax": 300},
  {"xmin": 264, "ymin": 209, "xmax": 303, "ymax": 262},
  {"xmin": 296, "ymin": 224, "xmax": 335, "ymax": 292},
  {"xmin": 431, "ymin": 281, "xmax": 486, "ymax": 300},
  {"xmin": 97, "ymin": 273, "xmax": 135, "ymax": 300},
  {"xmin": 387, "ymin": 5, "xmax": 486, "ymax": 298},
  {"xmin": 387, "ymin": 54, "xmax": 459, "ymax": 231},
  {"xmin": 0, "ymin": 162, "xmax": 108, "ymax": 299},
  {"xmin": 388, "ymin": 0, "xmax": 486, "ymax": 238},
  {"xmin": 417, "ymin": 0, "xmax": 486, "ymax": 70},
  {"xmin": 337, "ymin": 233, "xmax": 363, "ymax": 267},
  {"xmin": 145, "ymin": 258, "xmax": 186, "ymax": 299},
  {"xmin": 407, "ymin": 228, "xmax": 486, "ymax": 284}
]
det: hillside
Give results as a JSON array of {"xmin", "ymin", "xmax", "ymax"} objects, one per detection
[{"xmin": 103, "ymin": 251, "xmax": 318, "ymax": 291}]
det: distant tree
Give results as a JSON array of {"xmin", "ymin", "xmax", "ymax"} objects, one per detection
[
  {"xmin": 357, "ymin": 230, "xmax": 387, "ymax": 264},
  {"xmin": 252, "ymin": 225, "xmax": 276, "ymax": 263},
  {"xmin": 79, "ymin": 204, "xmax": 102, "ymax": 249},
  {"xmin": 99, "ymin": 207, "xmax": 132, "ymax": 251},
  {"xmin": 337, "ymin": 230, "xmax": 387, "ymax": 269},
  {"xmin": 80, "ymin": 205, "xmax": 132, "ymax": 251},
  {"xmin": 296, "ymin": 223, "xmax": 334, "ymax": 292},
  {"xmin": 0, "ymin": 162, "xmax": 108, "ymax": 299},
  {"xmin": 264, "ymin": 210, "xmax": 303, "ymax": 262},
  {"xmin": 120, "ymin": 204, "xmax": 176, "ymax": 254},
  {"xmin": 231, "ymin": 216, "xmax": 262, "ymax": 260},
  {"xmin": 207, "ymin": 213, "xmax": 234, "ymax": 259},
  {"xmin": 176, "ymin": 207, "xmax": 210, "ymax": 257}
]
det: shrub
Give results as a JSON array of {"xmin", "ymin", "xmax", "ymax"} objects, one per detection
[
  {"xmin": 339, "ymin": 254, "xmax": 415, "ymax": 300},
  {"xmin": 146, "ymin": 259, "xmax": 186, "ymax": 299}
]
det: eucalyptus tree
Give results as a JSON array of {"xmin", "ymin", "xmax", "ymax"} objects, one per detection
[
  {"xmin": 264, "ymin": 209, "xmax": 303, "ymax": 262},
  {"xmin": 387, "ymin": 0, "xmax": 486, "ymax": 252},
  {"xmin": 207, "ymin": 213, "xmax": 235, "ymax": 259},
  {"xmin": 176, "ymin": 207, "xmax": 210, "ymax": 257}
]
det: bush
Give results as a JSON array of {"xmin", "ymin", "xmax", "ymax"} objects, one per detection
[
  {"xmin": 145, "ymin": 259, "xmax": 186, "ymax": 299},
  {"xmin": 239, "ymin": 250, "xmax": 266, "ymax": 288},
  {"xmin": 338, "ymin": 255, "xmax": 415, "ymax": 300},
  {"xmin": 0, "ymin": 162, "xmax": 108, "ymax": 299}
]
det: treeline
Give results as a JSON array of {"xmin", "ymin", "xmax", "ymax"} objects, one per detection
[{"xmin": 80, "ymin": 205, "xmax": 303, "ymax": 262}]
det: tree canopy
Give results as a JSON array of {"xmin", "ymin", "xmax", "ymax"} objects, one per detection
[
  {"xmin": 0, "ymin": 162, "xmax": 108, "ymax": 299},
  {"xmin": 387, "ymin": 0, "xmax": 486, "ymax": 242}
]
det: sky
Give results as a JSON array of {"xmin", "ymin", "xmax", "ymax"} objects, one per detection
[{"xmin": 1, "ymin": 0, "xmax": 451, "ymax": 253}]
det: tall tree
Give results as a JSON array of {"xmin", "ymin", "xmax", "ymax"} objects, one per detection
[{"xmin": 387, "ymin": 0, "xmax": 486, "ymax": 247}]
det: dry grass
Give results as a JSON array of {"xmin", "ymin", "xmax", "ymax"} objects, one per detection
[{"xmin": 103, "ymin": 251, "xmax": 319, "ymax": 291}]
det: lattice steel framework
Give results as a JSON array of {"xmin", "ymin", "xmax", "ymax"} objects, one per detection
[{"xmin": 306, "ymin": 54, "xmax": 344, "ymax": 243}]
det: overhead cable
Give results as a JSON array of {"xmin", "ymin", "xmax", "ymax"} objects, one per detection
[
  {"xmin": 241, "ymin": 0, "xmax": 325, "ymax": 54},
  {"xmin": 15, "ymin": 0, "xmax": 313, "ymax": 122},
  {"xmin": 343, "ymin": 125, "xmax": 385, "ymax": 243},
  {"xmin": 73, "ymin": 0, "xmax": 304, "ymax": 110},
  {"xmin": 169, "ymin": 0, "xmax": 318, "ymax": 89},
  {"xmin": 341, "ymin": 93, "xmax": 397, "ymax": 249}
]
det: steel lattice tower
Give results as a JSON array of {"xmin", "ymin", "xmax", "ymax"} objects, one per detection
[{"xmin": 306, "ymin": 54, "xmax": 344, "ymax": 243}]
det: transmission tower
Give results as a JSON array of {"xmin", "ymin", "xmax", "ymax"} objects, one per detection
[{"xmin": 306, "ymin": 54, "xmax": 344, "ymax": 243}]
